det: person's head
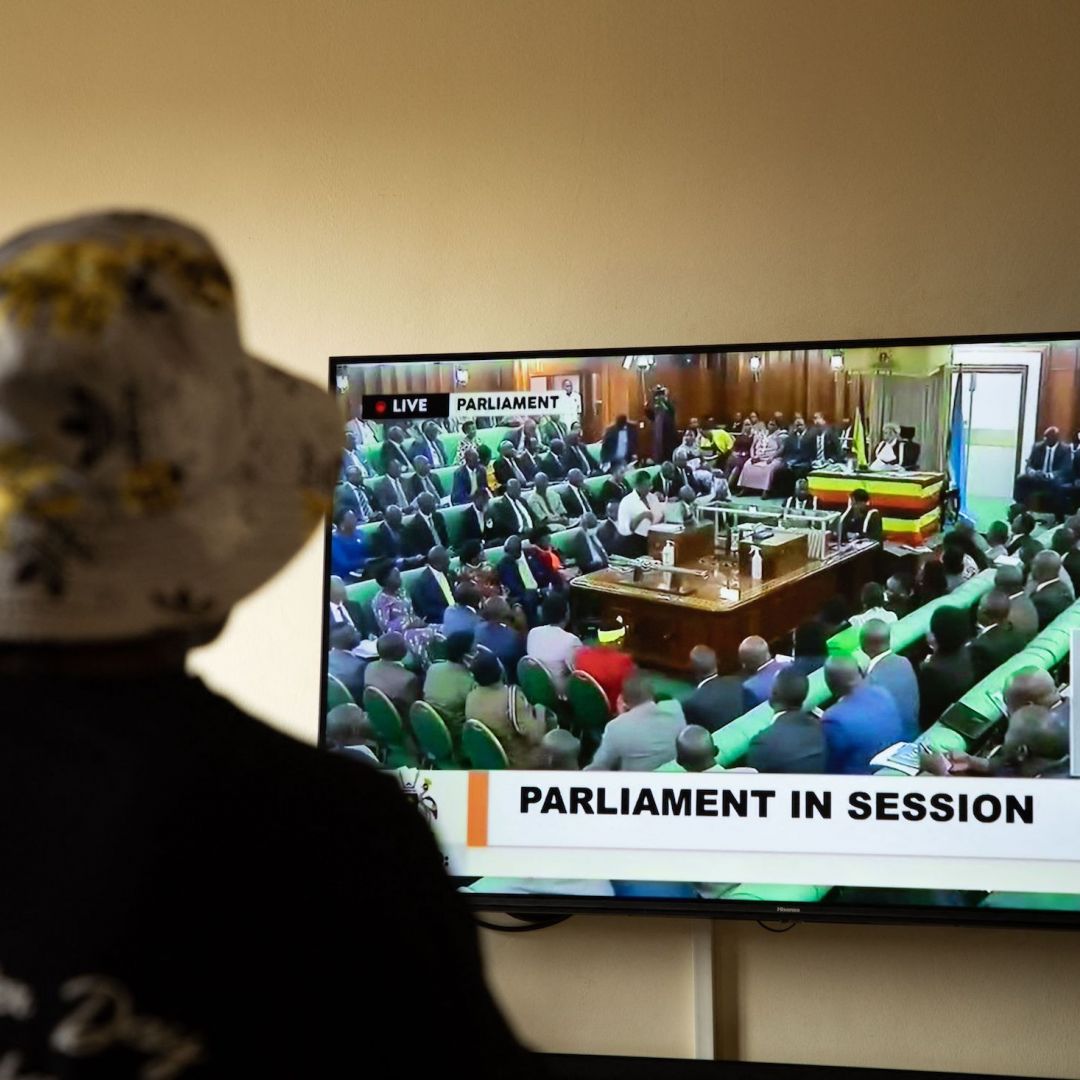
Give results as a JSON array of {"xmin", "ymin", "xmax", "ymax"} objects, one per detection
[
  {"xmin": 748, "ymin": 410, "xmax": 759, "ymax": 425},
  {"xmin": 689, "ymin": 416, "xmax": 701, "ymax": 430},
  {"xmin": 928, "ymin": 605, "xmax": 970, "ymax": 654},
  {"xmin": 1001, "ymin": 705, "xmax": 1068, "ymax": 775},
  {"xmin": 416, "ymin": 492, "xmax": 436, "ymax": 517},
  {"xmin": 333, "ymin": 506, "xmax": 357, "ymax": 534},
  {"xmin": 388, "ymin": 426, "xmax": 405, "ymax": 445},
  {"xmin": 326, "ymin": 703, "xmax": 375, "ymax": 750},
  {"xmin": 464, "ymin": 446, "xmax": 479, "ymax": 469},
  {"xmin": 523, "ymin": 417, "xmax": 538, "ymax": 437},
  {"xmin": 499, "ymin": 440, "xmax": 515, "ymax": 460},
  {"xmin": 385, "ymin": 504, "xmax": 403, "ymax": 528},
  {"xmin": 329, "ymin": 575, "xmax": 347, "ymax": 605},
  {"xmin": 444, "ymin": 631, "xmax": 473, "ymax": 665},
  {"xmin": 344, "ymin": 429, "xmax": 357, "ymax": 451},
  {"xmin": 791, "ymin": 416, "xmax": 805, "ymax": 434},
  {"xmin": 376, "ymin": 631, "xmax": 407, "ymax": 662},
  {"xmin": 1031, "ymin": 549, "xmax": 1062, "ymax": 585},
  {"xmin": 977, "ymin": 589, "xmax": 1012, "ymax": 630},
  {"xmin": 633, "ymin": 470, "xmax": 652, "ymax": 494},
  {"xmin": 375, "ymin": 563, "xmax": 401, "ymax": 594},
  {"xmin": 534, "ymin": 471, "xmax": 549, "ymax": 492},
  {"xmin": 886, "ymin": 572, "xmax": 914, "ymax": 605},
  {"xmin": 811, "ymin": 411, "xmax": 825, "ymax": 427},
  {"xmin": 481, "ymin": 596, "xmax": 513, "ymax": 626},
  {"xmin": 682, "ymin": 429, "xmax": 697, "ymax": 446},
  {"xmin": 470, "ymin": 487, "xmax": 489, "ymax": 511},
  {"xmin": 531, "ymin": 526, "xmax": 552, "ymax": 551},
  {"xmin": 605, "ymin": 499, "xmax": 620, "ymax": 523},
  {"xmin": 1011, "ymin": 511, "xmax": 1035, "ymax": 537},
  {"xmin": 794, "ymin": 478, "xmax": 810, "ymax": 501},
  {"xmin": 503, "ymin": 534, "xmax": 522, "ymax": 559},
  {"xmin": 673, "ymin": 448, "xmax": 690, "ymax": 468},
  {"xmin": 678, "ymin": 484, "xmax": 696, "ymax": 505},
  {"xmin": 986, "ymin": 520, "xmax": 1010, "ymax": 547},
  {"xmin": 851, "ymin": 488, "xmax": 871, "ymax": 512},
  {"xmin": 505, "ymin": 478, "xmax": 522, "ymax": 501},
  {"xmin": 824, "ymin": 655, "xmax": 862, "ymax": 699},
  {"xmin": 581, "ymin": 510, "xmax": 598, "ymax": 532},
  {"xmin": 562, "ymin": 378, "xmax": 574, "ymax": 394},
  {"xmin": 344, "ymin": 466, "xmax": 362, "ymax": 487},
  {"xmin": 737, "ymin": 635, "xmax": 771, "ymax": 675},
  {"xmin": 525, "ymin": 434, "xmax": 541, "ymax": 454},
  {"xmin": 1051, "ymin": 526, "xmax": 1077, "ymax": 556},
  {"xmin": 612, "ymin": 462, "xmax": 627, "ymax": 483},
  {"xmin": 660, "ymin": 461, "xmax": 675, "ymax": 479},
  {"xmin": 1044, "ymin": 425, "xmax": 1061, "ymax": 446},
  {"xmin": 994, "ymin": 563, "xmax": 1025, "ymax": 595},
  {"xmin": 329, "ymin": 623, "xmax": 360, "ymax": 651},
  {"xmin": 676, "ymin": 726, "xmax": 718, "ymax": 772},
  {"xmin": 540, "ymin": 728, "xmax": 582, "ymax": 770},
  {"xmin": 770, "ymin": 667, "xmax": 809, "ymax": 712},
  {"xmin": 1004, "ymin": 667, "xmax": 1061, "ymax": 714},
  {"xmin": 740, "ymin": 419, "xmax": 752, "ymax": 434},
  {"xmin": 732, "ymin": 411, "xmax": 743, "ymax": 424},
  {"xmin": 549, "ymin": 437, "xmax": 565, "ymax": 457},
  {"xmin": 542, "ymin": 591, "xmax": 569, "ymax": 627},
  {"xmin": 462, "ymin": 419, "xmax": 477, "ymax": 439},
  {"xmin": 858, "ymin": 618, "xmax": 892, "ymax": 660},
  {"xmin": 774, "ymin": 410, "xmax": 787, "ymax": 426},
  {"xmin": 793, "ymin": 620, "xmax": 828, "ymax": 658},
  {"xmin": 918, "ymin": 559, "xmax": 948, "ymax": 598},
  {"xmin": 412, "ymin": 455, "xmax": 431, "ymax": 476},
  {"xmin": 689, "ymin": 644, "xmax": 718, "ymax": 681},
  {"xmin": 427, "ymin": 545, "xmax": 450, "ymax": 573},
  {"xmin": 386, "ymin": 458, "xmax": 403, "ymax": 479},
  {"xmin": 614, "ymin": 413, "xmax": 628, "ymax": 430},
  {"xmin": 566, "ymin": 431, "xmax": 581, "ymax": 447},
  {"xmin": 941, "ymin": 544, "xmax": 966, "ymax": 577},
  {"xmin": 882, "ymin": 421, "xmax": 901, "ymax": 441},
  {"xmin": 453, "ymin": 580, "xmax": 483, "ymax": 608},
  {"xmin": 422, "ymin": 420, "xmax": 440, "ymax": 441},
  {"xmin": 568, "ymin": 468, "xmax": 585, "ymax": 488},
  {"xmin": 470, "ymin": 649, "xmax": 505, "ymax": 687},
  {"xmin": 860, "ymin": 581, "xmax": 886, "ymax": 612},
  {"xmin": 617, "ymin": 671, "xmax": 653, "ymax": 713}
]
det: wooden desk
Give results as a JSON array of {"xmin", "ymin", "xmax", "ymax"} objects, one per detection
[{"xmin": 570, "ymin": 541, "xmax": 878, "ymax": 674}]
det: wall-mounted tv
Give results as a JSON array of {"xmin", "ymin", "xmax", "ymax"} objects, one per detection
[{"xmin": 321, "ymin": 333, "xmax": 1080, "ymax": 926}]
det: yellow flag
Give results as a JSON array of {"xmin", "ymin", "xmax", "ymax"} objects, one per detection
[{"xmin": 852, "ymin": 405, "xmax": 868, "ymax": 470}]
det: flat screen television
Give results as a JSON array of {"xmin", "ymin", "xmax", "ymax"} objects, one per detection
[{"xmin": 320, "ymin": 333, "xmax": 1080, "ymax": 927}]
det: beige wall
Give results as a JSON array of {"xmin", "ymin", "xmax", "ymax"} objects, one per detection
[{"xmin": 5, "ymin": 0, "xmax": 1080, "ymax": 1074}]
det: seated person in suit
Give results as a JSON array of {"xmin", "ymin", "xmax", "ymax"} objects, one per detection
[
  {"xmin": 572, "ymin": 512, "xmax": 610, "ymax": 573},
  {"xmin": 328, "ymin": 575, "xmax": 367, "ymax": 637},
  {"xmin": 995, "ymin": 563, "xmax": 1040, "ymax": 641},
  {"xmin": 1013, "ymin": 426, "xmax": 1073, "ymax": 516},
  {"xmin": 837, "ymin": 488, "xmax": 883, "ymax": 543},
  {"xmin": 682, "ymin": 645, "xmax": 744, "ymax": 733},
  {"xmin": 1006, "ymin": 511, "xmax": 1044, "ymax": 569},
  {"xmin": 412, "ymin": 545, "xmax": 456, "ymax": 624},
  {"xmin": 561, "ymin": 469, "xmax": 595, "ymax": 522},
  {"xmin": 600, "ymin": 415, "xmax": 638, "ymax": 469},
  {"xmin": 494, "ymin": 440, "xmax": 531, "ymax": 493},
  {"xmin": 374, "ymin": 459, "xmax": 414, "ymax": 513},
  {"xmin": 465, "ymin": 649, "xmax": 546, "ymax": 767},
  {"xmin": 597, "ymin": 499, "xmax": 623, "ymax": 555},
  {"xmin": 409, "ymin": 420, "xmax": 449, "ymax": 469},
  {"xmin": 327, "ymin": 624, "xmax": 368, "ymax": 704},
  {"xmin": 335, "ymin": 466, "xmax": 378, "ymax": 523},
  {"xmin": 983, "ymin": 520, "xmax": 1011, "ymax": 562},
  {"xmin": 918, "ymin": 605, "xmax": 976, "ymax": 730},
  {"xmin": 380, "ymin": 426, "xmax": 414, "ymax": 474},
  {"xmin": 739, "ymin": 636, "xmax": 788, "ymax": 711},
  {"xmin": 526, "ymin": 591, "xmax": 582, "ymax": 693},
  {"xmin": 869, "ymin": 421, "xmax": 916, "ymax": 472},
  {"xmin": 451, "ymin": 446, "xmax": 488, "ymax": 505},
  {"xmin": 941, "ymin": 543, "xmax": 977, "ymax": 592},
  {"xmin": 408, "ymin": 456, "xmax": 446, "ymax": 504},
  {"xmin": 538, "ymin": 438, "xmax": 567, "ymax": 480},
  {"xmin": 1029, "ymin": 550, "xmax": 1073, "ymax": 629},
  {"xmin": 847, "ymin": 581, "xmax": 898, "ymax": 629},
  {"xmin": 325, "ymin": 703, "xmax": 380, "ymax": 765},
  {"xmin": 407, "ymin": 492, "xmax": 450, "ymax": 553},
  {"xmin": 561, "ymin": 431, "xmax": 599, "ymax": 477},
  {"xmin": 342, "ymin": 429, "xmax": 374, "ymax": 480},
  {"xmin": 442, "ymin": 581, "xmax": 484, "ymax": 640},
  {"xmin": 676, "ymin": 726, "xmax": 720, "ymax": 773},
  {"xmin": 806, "ymin": 417, "xmax": 841, "ymax": 470},
  {"xmin": 653, "ymin": 461, "xmax": 685, "ymax": 501},
  {"xmin": 363, "ymin": 631, "xmax": 421, "ymax": 720},
  {"xmin": 791, "ymin": 620, "xmax": 828, "ymax": 676},
  {"xmin": 497, "ymin": 534, "xmax": 559, "ymax": 623},
  {"xmin": 859, "ymin": 619, "xmax": 919, "ymax": 738},
  {"xmin": 775, "ymin": 417, "xmax": 814, "ymax": 491},
  {"xmin": 421, "ymin": 631, "xmax": 476, "ymax": 743},
  {"xmin": 585, "ymin": 672, "xmax": 685, "ymax": 772},
  {"xmin": 374, "ymin": 505, "xmax": 424, "ymax": 568},
  {"xmin": 490, "ymin": 479, "xmax": 536, "ymax": 540},
  {"xmin": 518, "ymin": 433, "xmax": 542, "ymax": 482},
  {"xmin": 885, "ymin": 572, "xmax": 917, "ymax": 618},
  {"xmin": 600, "ymin": 462, "xmax": 632, "ymax": 508},
  {"xmin": 746, "ymin": 668, "xmax": 827, "ymax": 774},
  {"xmin": 459, "ymin": 488, "xmax": 494, "ymax": 549},
  {"xmin": 473, "ymin": 598, "xmax": 528, "ymax": 684},
  {"xmin": 525, "ymin": 472, "xmax": 570, "ymax": 529},
  {"xmin": 821, "ymin": 656, "xmax": 906, "ymax": 775},
  {"xmin": 330, "ymin": 507, "xmax": 369, "ymax": 580},
  {"xmin": 969, "ymin": 588, "xmax": 1028, "ymax": 682}
]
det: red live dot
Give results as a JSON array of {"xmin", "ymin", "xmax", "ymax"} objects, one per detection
[{"xmin": 375, "ymin": 401, "xmax": 387, "ymax": 414}]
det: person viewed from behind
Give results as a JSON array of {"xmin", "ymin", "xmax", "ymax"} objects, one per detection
[
  {"xmin": 915, "ymin": 559, "xmax": 950, "ymax": 606},
  {"xmin": 473, "ymin": 596, "xmax": 527, "ymax": 679},
  {"xmin": 586, "ymin": 672, "xmax": 686, "ymax": 771},
  {"xmin": 821, "ymin": 657, "xmax": 906, "ymax": 774},
  {"xmin": 455, "ymin": 539, "xmax": 501, "ymax": 601},
  {"xmin": 994, "ymin": 563, "xmax": 1040, "ymax": 642},
  {"xmin": 526, "ymin": 591, "xmax": 582, "ymax": 693},
  {"xmin": 0, "ymin": 211, "xmax": 533, "ymax": 1076},
  {"xmin": 983, "ymin": 520, "xmax": 1011, "ymax": 562},
  {"xmin": 676, "ymin": 726, "xmax": 720, "ymax": 772},
  {"xmin": 739, "ymin": 636, "xmax": 787, "ymax": 711},
  {"xmin": 969, "ymin": 589, "xmax": 1028, "ymax": 682},
  {"xmin": 1007, "ymin": 511, "xmax": 1043, "ymax": 568},
  {"xmin": 859, "ymin": 619, "xmax": 919, "ymax": 738},
  {"xmin": 791, "ymin": 620, "xmax": 829, "ymax": 675},
  {"xmin": 682, "ymin": 645, "xmax": 744, "ymax": 732},
  {"xmin": 573, "ymin": 619, "xmax": 636, "ymax": 712},
  {"xmin": 941, "ymin": 543, "xmax": 974, "ymax": 592},
  {"xmin": 746, "ymin": 668, "xmax": 827, "ymax": 774},
  {"xmin": 465, "ymin": 651, "xmax": 547, "ymax": 768},
  {"xmin": 848, "ymin": 581, "xmax": 899, "ymax": 628},
  {"xmin": 1028, "ymin": 549, "xmax": 1073, "ymax": 629},
  {"xmin": 422, "ymin": 631, "xmax": 477, "ymax": 743},
  {"xmin": 539, "ymin": 728, "xmax": 582, "ymax": 770},
  {"xmin": 885, "ymin": 572, "xmax": 916, "ymax": 618},
  {"xmin": 917, "ymin": 605, "xmax": 976, "ymax": 730}
]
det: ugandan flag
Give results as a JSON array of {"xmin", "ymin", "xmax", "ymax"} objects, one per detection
[{"xmin": 851, "ymin": 385, "xmax": 869, "ymax": 469}]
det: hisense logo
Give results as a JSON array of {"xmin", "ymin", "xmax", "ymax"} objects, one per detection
[{"xmin": 776, "ymin": 906, "xmax": 801, "ymax": 913}]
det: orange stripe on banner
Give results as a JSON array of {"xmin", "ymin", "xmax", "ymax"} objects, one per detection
[{"xmin": 467, "ymin": 771, "xmax": 490, "ymax": 847}]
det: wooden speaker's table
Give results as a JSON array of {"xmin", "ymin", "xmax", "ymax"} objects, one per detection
[
  {"xmin": 807, "ymin": 469, "xmax": 945, "ymax": 544},
  {"xmin": 569, "ymin": 539, "xmax": 878, "ymax": 674}
]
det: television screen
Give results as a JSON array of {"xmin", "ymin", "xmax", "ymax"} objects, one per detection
[{"xmin": 321, "ymin": 337, "xmax": 1080, "ymax": 925}]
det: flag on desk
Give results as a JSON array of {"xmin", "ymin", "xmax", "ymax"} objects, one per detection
[
  {"xmin": 851, "ymin": 385, "xmax": 868, "ymax": 469},
  {"xmin": 948, "ymin": 372, "xmax": 968, "ymax": 516}
]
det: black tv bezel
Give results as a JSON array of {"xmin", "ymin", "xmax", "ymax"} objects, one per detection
[{"xmin": 319, "ymin": 330, "xmax": 1080, "ymax": 930}]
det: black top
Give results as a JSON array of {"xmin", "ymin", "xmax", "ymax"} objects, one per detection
[
  {"xmin": 0, "ymin": 673, "xmax": 532, "ymax": 1077},
  {"xmin": 745, "ymin": 710, "xmax": 827, "ymax": 774},
  {"xmin": 682, "ymin": 675, "xmax": 745, "ymax": 734},
  {"xmin": 918, "ymin": 650, "xmax": 977, "ymax": 730}
]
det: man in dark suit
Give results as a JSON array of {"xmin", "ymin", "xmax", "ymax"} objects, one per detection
[
  {"xmin": 406, "ymin": 492, "xmax": 450, "ymax": 553},
  {"xmin": 517, "ymin": 434, "xmax": 543, "ymax": 482},
  {"xmin": 460, "ymin": 488, "xmax": 494, "ymax": 547},
  {"xmin": 1029, "ymin": 550, "xmax": 1073, "ymax": 629},
  {"xmin": 571, "ymin": 512, "xmax": 610, "ymax": 573},
  {"xmin": 489, "ymin": 479, "xmax": 536, "ymax": 540},
  {"xmin": 409, "ymin": 420, "xmax": 449, "ymax": 469},
  {"xmin": 918, "ymin": 605, "xmax": 977, "ymax": 730},
  {"xmin": 682, "ymin": 645, "xmax": 744, "ymax": 733},
  {"xmin": 995, "ymin": 564, "xmax": 1040, "ymax": 642},
  {"xmin": 597, "ymin": 499, "xmax": 622, "ymax": 555},
  {"xmin": 739, "ymin": 637, "xmax": 788, "ymax": 711},
  {"xmin": 1013, "ymin": 426, "xmax": 1073, "ymax": 515},
  {"xmin": 1007, "ymin": 511, "xmax": 1044, "ymax": 568},
  {"xmin": 600, "ymin": 415, "xmax": 639, "ymax": 469},
  {"xmin": 373, "ymin": 459, "xmax": 412, "ymax": 513},
  {"xmin": 411, "ymin": 545, "xmax": 456, "ymax": 624},
  {"xmin": 821, "ymin": 657, "xmax": 906, "ymax": 775},
  {"xmin": 451, "ymin": 447, "xmax": 489, "ymax": 505},
  {"xmin": 808, "ymin": 418, "xmax": 842, "ymax": 467},
  {"xmin": 327, "ymin": 624, "xmax": 368, "ymax": 704},
  {"xmin": 497, "ymin": 534, "xmax": 556, "ymax": 623},
  {"xmin": 538, "ymin": 438, "xmax": 567, "ymax": 480},
  {"xmin": 407, "ymin": 456, "xmax": 446, "ymax": 503},
  {"xmin": 374, "ymin": 505, "xmax": 423, "ymax": 566},
  {"xmin": 746, "ymin": 668, "xmax": 827, "ymax": 773},
  {"xmin": 773, "ymin": 416, "xmax": 814, "ymax": 495},
  {"xmin": 600, "ymin": 463, "xmax": 632, "ymax": 507},
  {"xmin": 493, "ymin": 440, "xmax": 531, "ymax": 493},
  {"xmin": 379, "ymin": 426, "xmax": 414, "ymax": 473},
  {"xmin": 561, "ymin": 469, "xmax": 595, "ymax": 521},
  {"xmin": 335, "ymin": 467, "xmax": 378, "ymax": 523},
  {"xmin": 969, "ymin": 589, "xmax": 1028, "ymax": 682},
  {"xmin": 328, "ymin": 576, "xmax": 369, "ymax": 638},
  {"xmin": 652, "ymin": 461, "xmax": 683, "ymax": 501},
  {"xmin": 561, "ymin": 432, "xmax": 598, "ymax": 477},
  {"xmin": 859, "ymin": 619, "xmax": 919, "ymax": 739}
]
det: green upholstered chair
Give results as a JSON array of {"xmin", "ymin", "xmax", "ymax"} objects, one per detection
[
  {"xmin": 326, "ymin": 674, "xmax": 354, "ymax": 712},
  {"xmin": 461, "ymin": 719, "xmax": 509, "ymax": 769},
  {"xmin": 518, "ymin": 656, "xmax": 561, "ymax": 711},
  {"xmin": 362, "ymin": 686, "xmax": 416, "ymax": 767},
  {"xmin": 433, "ymin": 465, "xmax": 457, "ymax": 496},
  {"xmin": 409, "ymin": 701, "xmax": 456, "ymax": 768},
  {"xmin": 566, "ymin": 670, "xmax": 612, "ymax": 737},
  {"xmin": 551, "ymin": 526, "xmax": 582, "ymax": 560}
]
